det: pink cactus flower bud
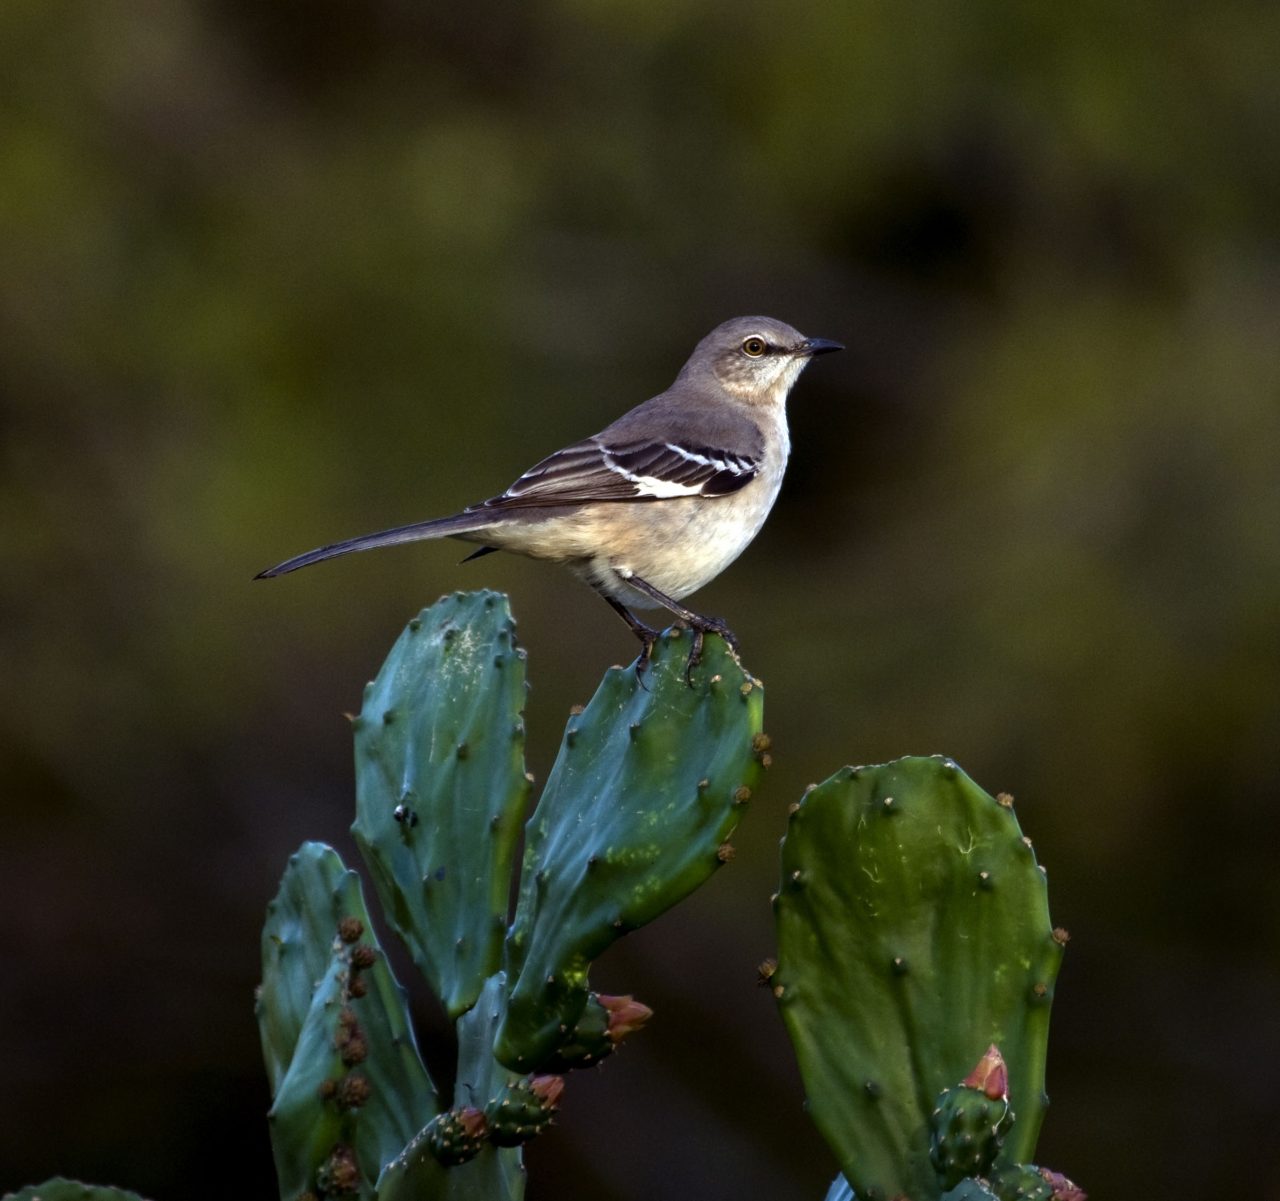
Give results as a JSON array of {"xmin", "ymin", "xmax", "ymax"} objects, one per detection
[
  {"xmin": 962, "ymin": 1044, "xmax": 1009, "ymax": 1100},
  {"xmin": 529, "ymin": 1075, "xmax": 565, "ymax": 1108},
  {"xmin": 1041, "ymin": 1168, "xmax": 1087, "ymax": 1200},
  {"xmin": 597, "ymin": 994, "xmax": 654, "ymax": 1043}
]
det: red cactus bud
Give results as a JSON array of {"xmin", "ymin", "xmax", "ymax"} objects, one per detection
[
  {"xmin": 1040, "ymin": 1168, "xmax": 1087, "ymax": 1200},
  {"xmin": 597, "ymin": 994, "xmax": 654, "ymax": 1043},
  {"xmin": 456, "ymin": 1106, "xmax": 488, "ymax": 1139},
  {"xmin": 962, "ymin": 1044, "xmax": 1008, "ymax": 1100},
  {"xmin": 528, "ymin": 1075, "xmax": 565, "ymax": 1108}
]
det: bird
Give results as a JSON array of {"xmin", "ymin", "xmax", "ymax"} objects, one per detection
[{"xmin": 257, "ymin": 316, "xmax": 843, "ymax": 676}]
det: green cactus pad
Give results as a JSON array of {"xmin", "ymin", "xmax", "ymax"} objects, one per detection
[
  {"xmin": 377, "ymin": 975, "xmax": 525, "ymax": 1201},
  {"xmin": 258, "ymin": 842, "xmax": 438, "ymax": 1200},
  {"xmin": 774, "ymin": 757, "xmax": 1064, "ymax": 1201},
  {"xmin": 495, "ymin": 629, "xmax": 764, "ymax": 1069},
  {"xmin": 988, "ymin": 1163, "xmax": 1087, "ymax": 1201},
  {"xmin": 942, "ymin": 1181, "xmax": 1001, "ymax": 1201},
  {"xmin": 3, "ymin": 1184, "xmax": 152, "ymax": 1201},
  {"xmin": 352, "ymin": 591, "xmax": 531, "ymax": 1020},
  {"xmin": 930, "ymin": 1083, "xmax": 1014, "ymax": 1188},
  {"xmin": 986, "ymin": 1165, "xmax": 1055, "ymax": 1201}
]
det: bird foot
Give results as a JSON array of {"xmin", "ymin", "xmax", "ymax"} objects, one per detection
[
  {"xmin": 683, "ymin": 615, "xmax": 740, "ymax": 686},
  {"xmin": 631, "ymin": 624, "xmax": 661, "ymax": 689}
]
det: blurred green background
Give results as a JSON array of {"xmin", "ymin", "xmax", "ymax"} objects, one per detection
[{"xmin": 3, "ymin": 1, "xmax": 1278, "ymax": 1197}]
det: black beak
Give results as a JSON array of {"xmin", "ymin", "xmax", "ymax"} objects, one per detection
[{"xmin": 799, "ymin": 337, "xmax": 844, "ymax": 356}]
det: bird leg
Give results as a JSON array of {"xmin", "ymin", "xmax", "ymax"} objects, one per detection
[
  {"xmin": 615, "ymin": 574, "xmax": 741, "ymax": 684},
  {"xmin": 600, "ymin": 594, "xmax": 661, "ymax": 683}
]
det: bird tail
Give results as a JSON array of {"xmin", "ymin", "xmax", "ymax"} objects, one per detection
[{"xmin": 255, "ymin": 510, "xmax": 494, "ymax": 578}]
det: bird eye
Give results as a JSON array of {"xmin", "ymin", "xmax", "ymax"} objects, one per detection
[{"xmin": 741, "ymin": 336, "xmax": 767, "ymax": 357}]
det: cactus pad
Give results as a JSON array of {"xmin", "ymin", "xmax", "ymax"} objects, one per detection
[
  {"xmin": 774, "ymin": 756, "xmax": 1064, "ymax": 1201},
  {"xmin": 352, "ymin": 591, "xmax": 531, "ymax": 1020},
  {"xmin": 376, "ymin": 974, "xmax": 526, "ymax": 1201},
  {"xmin": 942, "ymin": 1181, "xmax": 1001, "ymax": 1201},
  {"xmin": 987, "ymin": 1165, "xmax": 1086, "ymax": 1201},
  {"xmin": 496, "ymin": 630, "xmax": 764, "ymax": 1068},
  {"xmin": 3, "ymin": 1185, "xmax": 152, "ymax": 1201},
  {"xmin": 257, "ymin": 842, "xmax": 438, "ymax": 1199}
]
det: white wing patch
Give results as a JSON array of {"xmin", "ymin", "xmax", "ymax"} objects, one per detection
[
  {"xmin": 601, "ymin": 445, "xmax": 706, "ymax": 498},
  {"xmin": 485, "ymin": 435, "xmax": 760, "ymax": 508}
]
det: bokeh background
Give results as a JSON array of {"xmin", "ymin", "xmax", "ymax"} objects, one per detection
[{"xmin": 3, "ymin": 1, "xmax": 1278, "ymax": 1197}]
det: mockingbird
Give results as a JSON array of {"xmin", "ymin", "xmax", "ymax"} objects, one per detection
[{"xmin": 257, "ymin": 315, "xmax": 842, "ymax": 674}]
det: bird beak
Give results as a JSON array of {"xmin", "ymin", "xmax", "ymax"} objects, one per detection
[{"xmin": 798, "ymin": 337, "xmax": 844, "ymax": 356}]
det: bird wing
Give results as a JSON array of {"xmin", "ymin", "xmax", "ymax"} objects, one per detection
[{"xmin": 473, "ymin": 434, "xmax": 760, "ymax": 512}]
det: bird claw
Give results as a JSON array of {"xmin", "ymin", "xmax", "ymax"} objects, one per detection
[
  {"xmin": 632, "ymin": 627, "xmax": 659, "ymax": 690},
  {"xmin": 682, "ymin": 616, "xmax": 739, "ymax": 687}
]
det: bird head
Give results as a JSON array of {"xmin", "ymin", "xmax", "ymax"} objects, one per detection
[{"xmin": 680, "ymin": 316, "xmax": 843, "ymax": 406}]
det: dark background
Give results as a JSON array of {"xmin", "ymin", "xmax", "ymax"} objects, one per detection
[{"xmin": 3, "ymin": 2, "xmax": 1278, "ymax": 1198}]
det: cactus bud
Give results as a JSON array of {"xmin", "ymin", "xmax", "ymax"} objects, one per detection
[
  {"xmin": 484, "ymin": 1074, "xmax": 565, "ymax": 1146},
  {"xmin": 540, "ymin": 992, "xmax": 653, "ymax": 1072},
  {"xmin": 963, "ymin": 1044, "xmax": 1010, "ymax": 1100},
  {"xmin": 426, "ymin": 1106, "xmax": 489, "ymax": 1166},
  {"xmin": 598, "ymin": 993, "xmax": 653, "ymax": 1043},
  {"xmin": 930, "ymin": 1047, "xmax": 1016, "ymax": 1189}
]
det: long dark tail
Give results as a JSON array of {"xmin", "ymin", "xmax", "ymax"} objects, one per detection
[{"xmin": 255, "ymin": 510, "xmax": 494, "ymax": 578}]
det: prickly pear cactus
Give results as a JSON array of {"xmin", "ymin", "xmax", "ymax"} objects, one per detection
[
  {"xmin": 257, "ymin": 842, "xmax": 438, "ymax": 1200},
  {"xmin": 424, "ymin": 1108, "xmax": 490, "ymax": 1166},
  {"xmin": 773, "ymin": 756, "xmax": 1065, "ymax": 1201},
  {"xmin": 496, "ymin": 628, "xmax": 765, "ymax": 1069},
  {"xmin": 987, "ymin": 1165, "xmax": 1086, "ymax": 1201},
  {"xmin": 986, "ymin": 1165, "xmax": 1054, "ymax": 1201},
  {"xmin": 539, "ymin": 992, "xmax": 653, "ymax": 1073},
  {"xmin": 352, "ymin": 592, "xmax": 531, "ymax": 1020},
  {"xmin": 930, "ymin": 1047, "xmax": 1015, "ymax": 1188},
  {"xmin": 484, "ymin": 1075, "xmax": 564, "ymax": 1146},
  {"xmin": 376, "ymin": 975, "xmax": 526, "ymax": 1201},
  {"xmin": 942, "ymin": 1181, "xmax": 1001, "ymax": 1201},
  {"xmin": 3, "ymin": 1185, "xmax": 152, "ymax": 1201}
]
